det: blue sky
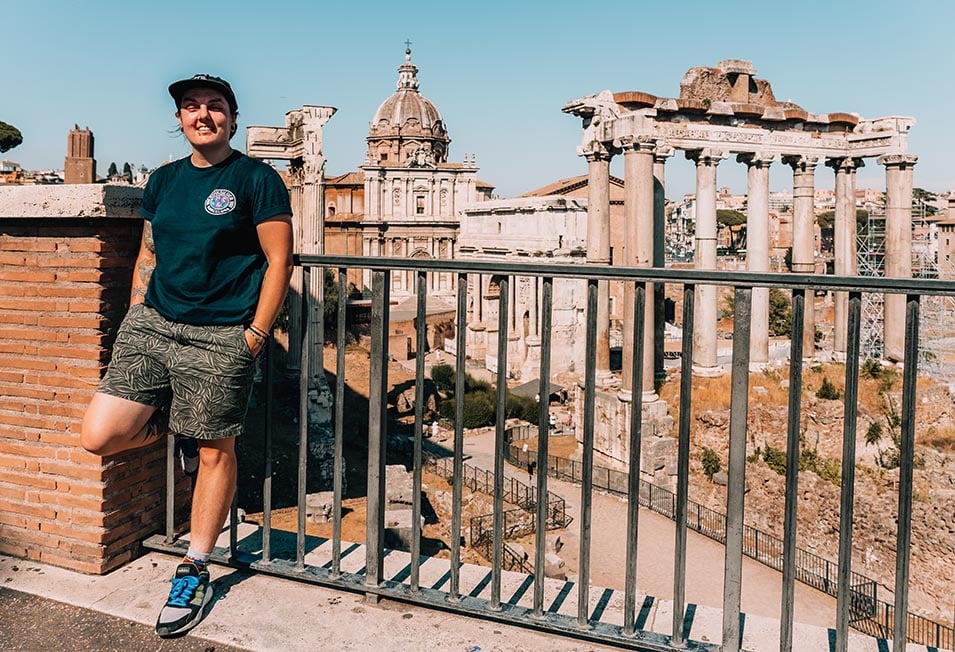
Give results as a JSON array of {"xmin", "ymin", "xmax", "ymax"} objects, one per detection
[{"xmin": 5, "ymin": 1, "xmax": 953, "ymax": 199}]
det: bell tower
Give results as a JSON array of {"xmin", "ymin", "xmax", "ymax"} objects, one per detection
[{"xmin": 64, "ymin": 125, "xmax": 96, "ymax": 184}]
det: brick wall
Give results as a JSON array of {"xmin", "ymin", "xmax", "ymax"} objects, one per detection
[{"xmin": 0, "ymin": 185, "xmax": 169, "ymax": 574}]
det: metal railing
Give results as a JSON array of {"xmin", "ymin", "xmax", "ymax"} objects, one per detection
[
  {"xmin": 145, "ymin": 254, "xmax": 955, "ymax": 652},
  {"xmin": 503, "ymin": 443, "xmax": 955, "ymax": 645},
  {"xmin": 423, "ymin": 453, "xmax": 571, "ymax": 574}
]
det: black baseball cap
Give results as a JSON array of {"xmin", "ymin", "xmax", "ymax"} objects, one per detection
[{"xmin": 168, "ymin": 74, "xmax": 238, "ymax": 113}]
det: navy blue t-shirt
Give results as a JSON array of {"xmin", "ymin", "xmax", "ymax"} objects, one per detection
[{"xmin": 140, "ymin": 151, "xmax": 291, "ymax": 326}]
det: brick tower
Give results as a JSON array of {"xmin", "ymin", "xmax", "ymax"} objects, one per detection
[{"xmin": 64, "ymin": 125, "xmax": 96, "ymax": 184}]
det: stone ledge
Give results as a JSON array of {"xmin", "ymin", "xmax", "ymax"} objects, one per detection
[{"xmin": 0, "ymin": 184, "xmax": 143, "ymax": 219}]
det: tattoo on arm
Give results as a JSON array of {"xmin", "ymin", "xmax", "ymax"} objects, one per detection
[
  {"xmin": 143, "ymin": 222, "xmax": 155, "ymax": 253},
  {"xmin": 138, "ymin": 259, "xmax": 155, "ymax": 286}
]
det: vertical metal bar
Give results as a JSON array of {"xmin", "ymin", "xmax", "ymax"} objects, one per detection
[
  {"xmin": 533, "ymin": 276, "xmax": 553, "ymax": 618},
  {"xmin": 262, "ymin": 325, "xmax": 273, "ymax": 563},
  {"xmin": 229, "ymin": 468, "xmax": 238, "ymax": 558},
  {"xmin": 365, "ymin": 270, "xmax": 390, "ymax": 594},
  {"xmin": 780, "ymin": 288, "xmax": 806, "ymax": 652},
  {"xmin": 331, "ymin": 269, "xmax": 347, "ymax": 579},
  {"xmin": 411, "ymin": 270, "xmax": 428, "ymax": 592},
  {"xmin": 835, "ymin": 291, "xmax": 862, "ymax": 652},
  {"xmin": 722, "ymin": 285, "xmax": 752, "ymax": 652},
  {"xmin": 578, "ymin": 278, "xmax": 598, "ymax": 628},
  {"xmin": 449, "ymin": 272, "xmax": 468, "ymax": 602},
  {"xmin": 296, "ymin": 266, "xmax": 311, "ymax": 571},
  {"xmin": 671, "ymin": 283, "xmax": 695, "ymax": 642},
  {"xmin": 164, "ymin": 435, "xmax": 175, "ymax": 543},
  {"xmin": 892, "ymin": 294, "xmax": 920, "ymax": 652},
  {"xmin": 624, "ymin": 282, "xmax": 646, "ymax": 637},
  {"xmin": 491, "ymin": 276, "xmax": 510, "ymax": 610}
]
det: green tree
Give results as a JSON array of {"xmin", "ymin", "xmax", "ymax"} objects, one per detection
[
  {"xmin": 430, "ymin": 363, "xmax": 454, "ymax": 392},
  {"xmin": 123, "ymin": 162, "xmax": 133, "ymax": 181},
  {"xmin": 913, "ymin": 187, "xmax": 937, "ymax": 215},
  {"xmin": 107, "ymin": 162, "xmax": 118, "ymax": 178},
  {"xmin": 768, "ymin": 288, "xmax": 792, "ymax": 336},
  {"xmin": 0, "ymin": 121, "xmax": 22, "ymax": 153}
]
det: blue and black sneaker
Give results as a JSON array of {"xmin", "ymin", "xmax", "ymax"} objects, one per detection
[{"xmin": 155, "ymin": 562, "xmax": 213, "ymax": 637}]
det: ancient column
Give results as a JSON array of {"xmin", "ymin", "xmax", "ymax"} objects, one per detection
[
  {"xmin": 619, "ymin": 135, "xmax": 657, "ymax": 402},
  {"xmin": 687, "ymin": 149, "xmax": 726, "ymax": 376},
  {"xmin": 738, "ymin": 153, "xmax": 774, "ymax": 369},
  {"xmin": 879, "ymin": 154, "xmax": 918, "ymax": 363},
  {"xmin": 653, "ymin": 146, "xmax": 674, "ymax": 385},
  {"xmin": 584, "ymin": 143, "xmax": 615, "ymax": 387},
  {"xmin": 783, "ymin": 155, "xmax": 819, "ymax": 360},
  {"xmin": 827, "ymin": 157, "xmax": 864, "ymax": 358}
]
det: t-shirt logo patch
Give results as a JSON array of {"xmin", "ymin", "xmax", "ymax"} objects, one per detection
[{"xmin": 204, "ymin": 189, "xmax": 237, "ymax": 215}]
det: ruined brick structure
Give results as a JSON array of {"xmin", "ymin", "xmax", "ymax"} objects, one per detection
[{"xmin": 0, "ymin": 185, "xmax": 177, "ymax": 574}]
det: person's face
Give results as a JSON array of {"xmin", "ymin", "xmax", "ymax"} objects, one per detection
[{"xmin": 176, "ymin": 88, "xmax": 235, "ymax": 150}]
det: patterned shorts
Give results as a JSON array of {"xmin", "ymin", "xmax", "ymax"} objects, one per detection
[{"xmin": 98, "ymin": 303, "xmax": 255, "ymax": 439}]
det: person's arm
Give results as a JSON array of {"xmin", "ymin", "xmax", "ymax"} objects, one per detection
[
  {"xmin": 244, "ymin": 214, "xmax": 294, "ymax": 357},
  {"xmin": 130, "ymin": 222, "xmax": 156, "ymax": 306}
]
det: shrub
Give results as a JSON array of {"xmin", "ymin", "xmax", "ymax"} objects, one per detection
[
  {"xmin": 864, "ymin": 421, "xmax": 883, "ymax": 447},
  {"xmin": 461, "ymin": 390, "xmax": 495, "ymax": 428},
  {"xmin": 431, "ymin": 363, "xmax": 455, "ymax": 392},
  {"xmin": 701, "ymin": 448, "xmax": 721, "ymax": 480},
  {"xmin": 761, "ymin": 444, "xmax": 787, "ymax": 476},
  {"xmin": 816, "ymin": 376, "xmax": 840, "ymax": 400}
]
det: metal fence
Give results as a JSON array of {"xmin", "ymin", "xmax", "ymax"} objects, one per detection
[
  {"xmin": 504, "ymin": 443, "xmax": 950, "ymax": 643},
  {"xmin": 144, "ymin": 254, "xmax": 955, "ymax": 652}
]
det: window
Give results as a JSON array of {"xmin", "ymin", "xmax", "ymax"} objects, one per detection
[
  {"xmin": 380, "ymin": 153, "xmax": 388, "ymax": 161},
  {"xmin": 416, "ymin": 196, "xmax": 425, "ymax": 215}
]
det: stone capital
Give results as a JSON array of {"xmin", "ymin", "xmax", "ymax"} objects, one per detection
[
  {"xmin": 614, "ymin": 134, "xmax": 655, "ymax": 154},
  {"xmin": 825, "ymin": 156, "xmax": 865, "ymax": 172},
  {"xmin": 781, "ymin": 154, "xmax": 820, "ymax": 173},
  {"xmin": 653, "ymin": 143, "xmax": 675, "ymax": 163},
  {"xmin": 736, "ymin": 152, "xmax": 776, "ymax": 168},
  {"xmin": 684, "ymin": 148, "xmax": 727, "ymax": 167},
  {"xmin": 876, "ymin": 153, "xmax": 918, "ymax": 169},
  {"xmin": 578, "ymin": 140, "xmax": 616, "ymax": 162}
]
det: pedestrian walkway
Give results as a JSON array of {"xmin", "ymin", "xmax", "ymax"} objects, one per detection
[{"xmin": 440, "ymin": 430, "xmax": 841, "ymax": 629}]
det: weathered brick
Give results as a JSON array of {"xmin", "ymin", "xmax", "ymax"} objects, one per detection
[
  {"xmin": 38, "ymin": 315, "xmax": 108, "ymax": 329},
  {"xmin": 40, "ymin": 460, "xmax": 106, "ymax": 482},
  {"xmin": 0, "ymin": 284, "xmax": 33, "ymax": 297},
  {"xmin": 0, "ymin": 252, "xmax": 31, "ymax": 265},
  {"xmin": 39, "ymin": 520, "xmax": 106, "ymax": 544},
  {"xmin": 0, "ymin": 385, "xmax": 56, "ymax": 400},
  {"xmin": 0, "ymin": 313, "xmax": 39, "ymax": 325},
  {"xmin": 0, "ymin": 239, "xmax": 57, "ymax": 252},
  {"xmin": 0, "ymin": 469, "xmax": 57, "ymax": 490},
  {"xmin": 53, "ymin": 270, "xmax": 104, "ymax": 283},
  {"xmin": 0, "ymin": 270, "xmax": 55, "ymax": 283},
  {"xmin": 0, "ymin": 298, "xmax": 63, "ymax": 311},
  {"xmin": 38, "ymin": 550, "xmax": 106, "ymax": 575},
  {"xmin": 37, "ymin": 284, "xmax": 107, "ymax": 299}
]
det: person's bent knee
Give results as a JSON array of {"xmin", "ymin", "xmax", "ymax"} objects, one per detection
[{"xmin": 80, "ymin": 392, "xmax": 156, "ymax": 456}]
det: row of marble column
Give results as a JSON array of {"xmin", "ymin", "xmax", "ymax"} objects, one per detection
[{"xmin": 582, "ymin": 139, "xmax": 917, "ymax": 401}]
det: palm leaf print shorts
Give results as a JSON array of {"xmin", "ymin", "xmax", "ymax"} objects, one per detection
[{"xmin": 97, "ymin": 303, "xmax": 255, "ymax": 439}]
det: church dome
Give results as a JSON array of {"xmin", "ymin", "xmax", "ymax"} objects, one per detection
[{"xmin": 366, "ymin": 49, "xmax": 450, "ymax": 166}]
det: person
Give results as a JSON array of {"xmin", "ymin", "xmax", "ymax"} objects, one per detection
[
  {"xmin": 528, "ymin": 460, "xmax": 537, "ymax": 482},
  {"xmin": 79, "ymin": 73, "xmax": 293, "ymax": 638}
]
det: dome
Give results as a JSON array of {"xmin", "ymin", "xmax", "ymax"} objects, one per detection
[{"xmin": 366, "ymin": 49, "xmax": 450, "ymax": 166}]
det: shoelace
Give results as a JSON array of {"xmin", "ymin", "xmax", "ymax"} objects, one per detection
[{"xmin": 166, "ymin": 574, "xmax": 201, "ymax": 608}]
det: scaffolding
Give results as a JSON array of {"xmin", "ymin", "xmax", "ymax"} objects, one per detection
[{"xmin": 856, "ymin": 200, "xmax": 955, "ymax": 380}]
